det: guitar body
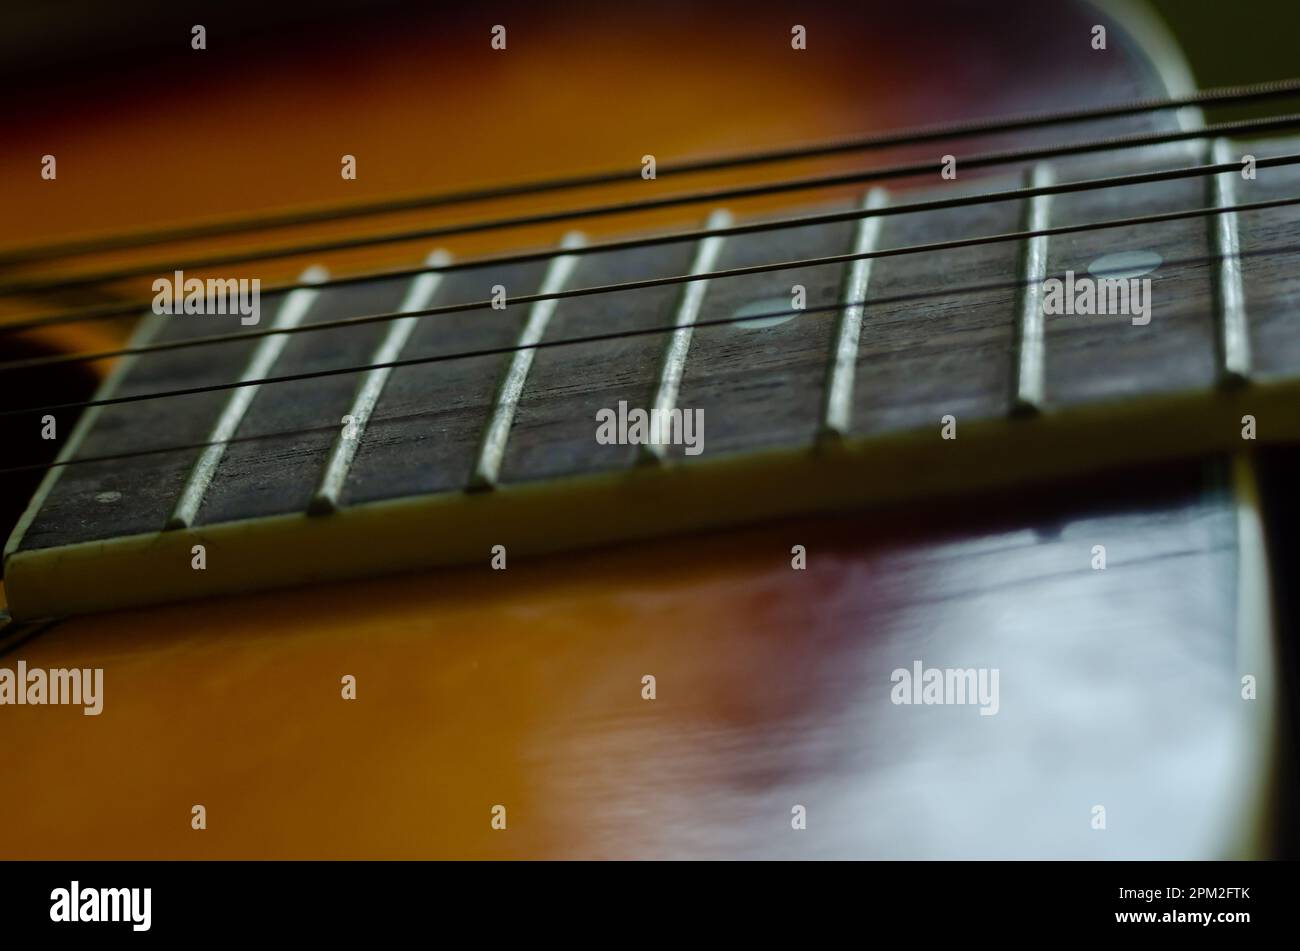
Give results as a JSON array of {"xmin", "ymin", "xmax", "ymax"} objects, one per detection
[{"xmin": 0, "ymin": 1, "xmax": 1282, "ymax": 858}]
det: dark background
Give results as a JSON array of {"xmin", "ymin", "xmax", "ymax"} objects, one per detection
[
  {"xmin": 2, "ymin": 2, "xmax": 1295, "ymax": 87},
  {"xmin": 1150, "ymin": 0, "xmax": 1296, "ymax": 96}
]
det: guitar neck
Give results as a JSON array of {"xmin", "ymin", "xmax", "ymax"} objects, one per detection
[{"xmin": 6, "ymin": 132, "xmax": 1300, "ymax": 619}]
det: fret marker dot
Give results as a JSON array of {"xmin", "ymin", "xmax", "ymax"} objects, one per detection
[
  {"xmin": 94, "ymin": 491, "xmax": 122, "ymax": 504},
  {"xmin": 733, "ymin": 296, "xmax": 799, "ymax": 330},
  {"xmin": 1088, "ymin": 250, "xmax": 1161, "ymax": 280}
]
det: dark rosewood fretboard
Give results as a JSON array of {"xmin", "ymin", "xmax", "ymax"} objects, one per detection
[{"xmin": 6, "ymin": 129, "xmax": 1300, "ymax": 619}]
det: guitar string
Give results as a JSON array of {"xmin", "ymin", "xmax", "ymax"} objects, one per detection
[
  {"xmin": 4, "ymin": 154, "xmax": 1298, "ymax": 374},
  {"xmin": 4, "ymin": 191, "xmax": 1298, "ymax": 421},
  {"xmin": 5, "ymin": 76, "xmax": 1298, "ymax": 267},
  {"xmin": 3, "ymin": 237, "xmax": 1298, "ymax": 480},
  {"xmin": 4, "ymin": 111, "xmax": 1299, "ymax": 302},
  {"xmin": 6, "ymin": 146, "xmax": 1300, "ymax": 348},
  {"xmin": 0, "ymin": 300, "xmax": 868, "ymax": 475}
]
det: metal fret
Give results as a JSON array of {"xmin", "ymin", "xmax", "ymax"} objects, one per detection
[
  {"xmin": 1012, "ymin": 164, "xmax": 1054, "ymax": 415},
  {"xmin": 1208, "ymin": 138, "xmax": 1251, "ymax": 384},
  {"xmin": 165, "ymin": 267, "xmax": 326, "ymax": 529},
  {"xmin": 820, "ymin": 188, "xmax": 888, "ymax": 440},
  {"xmin": 639, "ymin": 208, "xmax": 731, "ymax": 464},
  {"xmin": 469, "ymin": 232, "xmax": 585, "ymax": 489},
  {"xmin": 3, "ymin": 315, "xmax": 167, "ymax": 561},
  {"xmin": 310, "ymin": 250, "xmax": 451, "ymax": 513}
]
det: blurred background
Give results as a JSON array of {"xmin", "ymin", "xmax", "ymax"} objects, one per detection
[
  {"xmin": 3, "ymin": 1, "xmax": 1294, "ymax": 92},
  {"xmin": 1150, "ymin": 0, "xmax": 1296, "ymax": 100}
]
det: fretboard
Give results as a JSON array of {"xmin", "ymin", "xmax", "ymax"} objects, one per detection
[{"xmin": 7, "ymin": 134, "xmax": 1300, "ymax": 619}]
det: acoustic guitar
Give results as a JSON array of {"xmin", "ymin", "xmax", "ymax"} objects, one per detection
[{"xmin": 1, "ymin": 0, "xmax": 1297, "ymax": 859}]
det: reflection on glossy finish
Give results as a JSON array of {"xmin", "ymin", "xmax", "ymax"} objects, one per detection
[{"xmin": 0, "ymin": 464, "xmax": 1257, "ymax": 858}]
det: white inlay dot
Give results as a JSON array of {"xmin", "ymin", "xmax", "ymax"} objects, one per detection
[
  {"xmin": 94, "ymin": 491, "xmax": 122, "ymax": 504},
  {"xmin": 732, "ymin": 296, "xmax": 799, "ymax": 330},
  {"xmin": 1088, "ymin": 250, "xmax": 1162, "ymax": 281}
]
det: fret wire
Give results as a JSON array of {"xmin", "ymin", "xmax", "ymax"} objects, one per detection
[
  {"xmin": 6, "ymin": 193, "xmax": 1300, "ymax": 422},
  {"xmin": 11, "ymin": 150, "xmax": 1300, "ymax": 345},
  {"xmin": 2, "ymin": 316, "xmax": 168, "ymax": 561},
  {"xmin": 10, "ymin": 78, "xmax": 1300, "ymax": 269},
  {"xmin": 165, "ymin": 268, "xmax": 326, "ymax": 530},
  {"xmin": 0, "ymin": 306, "xmax": 868, "ymax": 480},
  {"xmin": 470, "ymin": 232, "xmax": 586, "ymax": 489},
  {"xmin": 0, "ymin": 292, "xmax": 923, "ymax": 483},
  {"xmin": 820, "ymin": 188, "xmax": 889, "ymax": 440},
  {"xmin": 9, "ymin": 113, "xmax": 1300, "ymax": 302},
  {"xmin": 640, "ymin": 210, "xmax": 732, "ymax": 464},
  {"xmin": 1013, "ymin": 165, "xmax": 1054, "ymax": 415},
  {"xmin": 309, "ymin": 250, "xmax": 451, "ymax": 514},
  {"xmin": 1208, "ymin": 139, "xmax": 1252, "ymax": 384}
]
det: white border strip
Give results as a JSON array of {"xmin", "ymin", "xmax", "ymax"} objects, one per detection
[
  {"xmin": 311, "ymin": 250, "xmax": 451, "ymax": 513},
  {"xmin": 470, "ymin": 232, "xmax": 585, "ymax": 489},
  {"xmin": 1013, "ymin": 164, "xmax": 1054, "ymax": 415},
  {"xmin": 821, "ymin": 188, "xmax": 889, "ymax": 439},
  {"xmin": 1209, "ymin": 138, "xmax": 1251, "ymax": 384},
  {"xmin": 166, "ymin": 265, "xmax": 327, "ymax": 529},
  {"xmin": 640, "ymin": 209, "xmax": 731, "ymax": 464},
  {"xmin": 3, "ymin": 315, "xmax": 166, "ymax": 560}
]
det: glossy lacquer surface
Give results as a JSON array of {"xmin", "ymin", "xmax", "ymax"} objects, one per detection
[{"xmin": 0, "ymin": 462, "xmax": 1259, "ymax": 858}]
